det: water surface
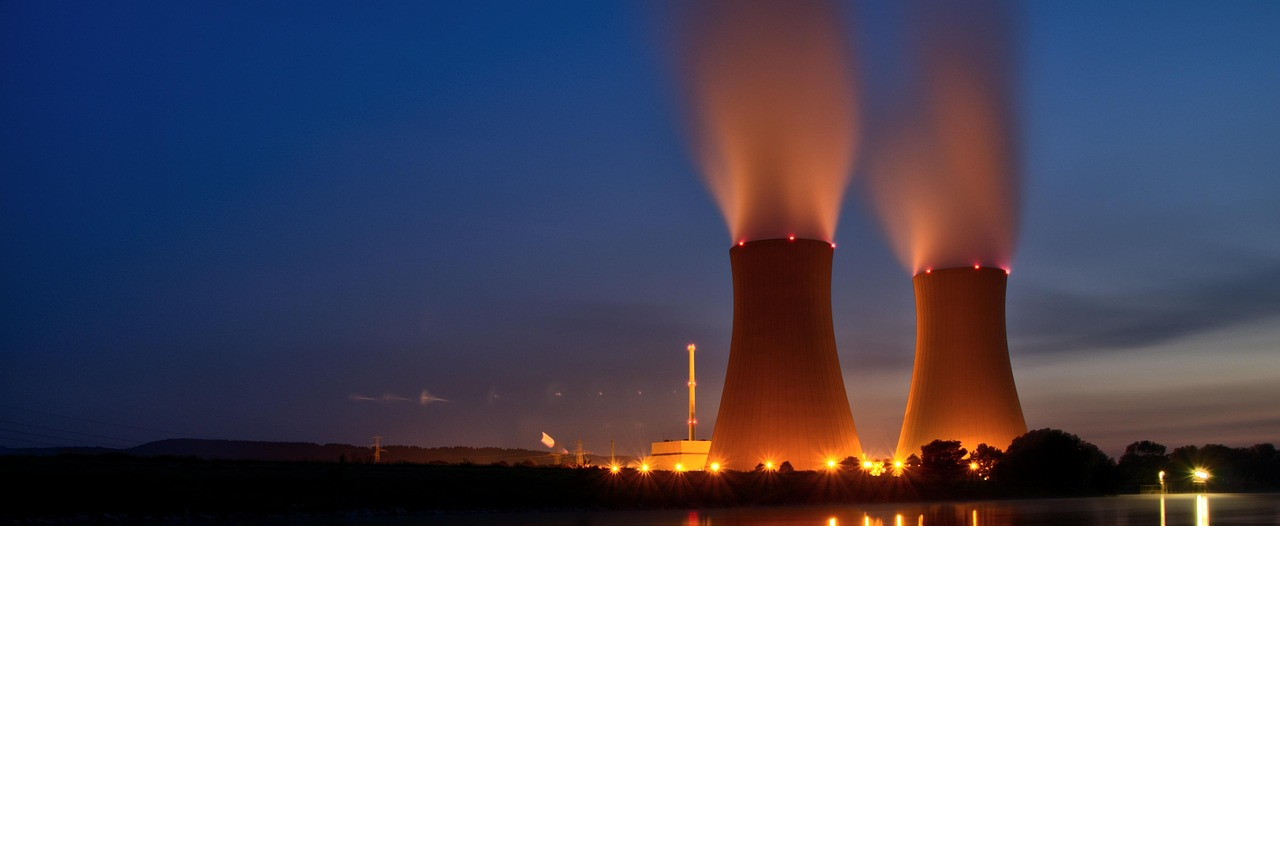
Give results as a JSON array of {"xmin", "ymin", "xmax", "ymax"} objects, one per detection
[{"xmin": 437, "ymin": 493, "xmax": 1280, "ymax": 526}]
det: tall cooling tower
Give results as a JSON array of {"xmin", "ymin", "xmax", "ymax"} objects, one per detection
[
  {"xmin": 896, "ymin": 266, "xmax": 1026, "ymax": 458},
  {"xmin": 709, "ymin": 238, "xmax": 863, "ymax": 470}
]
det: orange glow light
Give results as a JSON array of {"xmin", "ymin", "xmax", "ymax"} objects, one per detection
[{"xmin": 709, "ymin": 462, "xmax": 721, "ymax": 473}]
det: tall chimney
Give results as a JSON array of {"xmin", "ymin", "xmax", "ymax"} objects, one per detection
[
  {"xmin": 896, "ymin": 266, "xmax": 1027, "ymax": 459},
  {"xmin": 687, "ymin": 343, "xmax": 698, "ymax": 441},
  {"xmin": 708, "ymin": 238, "xmax": 863, "ymax": 470}
]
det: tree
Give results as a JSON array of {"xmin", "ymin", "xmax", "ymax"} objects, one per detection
[
  {"xmin": 970, "ymin": 443, "xmax": 1003, "ymax": 480},
  {"xmin": 1161, "ymin": 442, "xmax": 1280, "ymax": 491},
  {"xmin": 919, "ymin": 439, "xmax": 968, "ymax": 481},
  {"xmin": 1246, "ymin": 443, "xmax": 1280, "ymax": 489},
  {"xmin": 1118, "ymin": 440, "xmax": 1167, "ymax": 491},
  {"xmin": 993, "ymin": 429, "xmax": 1119, "ymax": 495}
]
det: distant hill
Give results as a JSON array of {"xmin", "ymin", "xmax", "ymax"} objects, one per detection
[{"xmin": 0, "ymin": 439, "xmax": 594, "ymax": 465}]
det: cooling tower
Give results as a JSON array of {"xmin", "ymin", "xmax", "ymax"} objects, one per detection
[
  {"xmin": 895, "ymin": 266, "xmax": 1026, "ymax": 459},
  {"xmin": 708, "ymin": 238, "xmax": 863, "ymax": 470}
]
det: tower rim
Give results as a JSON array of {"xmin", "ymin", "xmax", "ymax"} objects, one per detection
[
  {"xmin": 915, "ymin": 265, "xmax": 1011, "ymax": 277},
  {"xmin": 731, "ymin": 237, "xmax": 837, "ymax": 250}
]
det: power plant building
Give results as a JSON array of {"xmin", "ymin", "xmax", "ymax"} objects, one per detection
[
  {"xmin": 649, "ymin": 343, "xmax": 711, "ymax": 470},
  {"xmin": 647, "ymin": 439, "xmax": 711, "ymax": 472}
]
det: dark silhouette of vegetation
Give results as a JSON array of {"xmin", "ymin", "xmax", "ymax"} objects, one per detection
[
  {"xmin": 993, "ymin": 429, "xmax": 1119, "ymax": 496},
  {"xmin": 970, "ymin": 444, "xmax": 1003, "ymax": 479},
  {"xmin": 919, "ymin": 440, "xmax": 968, "ymax": 482},
  {"xmin": 896, "ymin": 434, "xmax": 1277, "ymax": 495},
  {"xmin": 1106, "ymin": 440, "xmax": 1280, "ymax": 493},
  {"xmin": 1117, "ymin": 440, "xmax": 1167, "ymax": 491},
  {"xmin": 3, "ymin": 432, "xmax": 1277, "ymax": 523}
]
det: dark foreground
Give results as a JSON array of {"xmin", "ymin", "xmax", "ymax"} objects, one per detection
[{"xmin": 2, "ymin": 454, "xmax": 1269, "ymax": 524}]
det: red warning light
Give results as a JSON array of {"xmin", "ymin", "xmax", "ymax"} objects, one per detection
[
  {"xmin": 974, "ymin": 264, "xmax": 980, "ymax": 270},
  {"xmin": 738, "ymin": 240, "xmax": 745, "ymax": 246},
  {"xmin": 788, "ymin": 235, "xmax": 796, "ymax": 241}
]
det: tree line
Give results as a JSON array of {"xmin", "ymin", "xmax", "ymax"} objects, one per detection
[{"xmin": 851, "ymin": 430, "xmax": 1280, "ymax": 496}]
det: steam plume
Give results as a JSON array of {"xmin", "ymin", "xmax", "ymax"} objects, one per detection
[
  {"xmin": 863, "ymin": 0, "xmax": 1021, "ymax": 273},
  {"xmin": 667, "ymin": 0, "xmax": 859, "ymax": 243}
]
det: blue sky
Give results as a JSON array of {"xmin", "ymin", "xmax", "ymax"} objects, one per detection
[{"xmin": 3, "ymin": 0, "xmax": 1278, "ymax": 458}]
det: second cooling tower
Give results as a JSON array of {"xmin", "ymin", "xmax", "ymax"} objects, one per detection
[
  {"xmin": 896, "ymin": 266, "xmax": 1027, "ymax": 459},
  {"xmin": 708, "ymin": 238, "xmax": 863, "ymax": 470}
]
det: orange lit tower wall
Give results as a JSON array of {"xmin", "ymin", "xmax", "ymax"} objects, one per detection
[
  {"xmin": 896, "ymin": 266, "xmax": 1027, "ymax": 458},
  {"xmin": 709, "ymin": 238, "xmax": 863, "ymax": 470}
]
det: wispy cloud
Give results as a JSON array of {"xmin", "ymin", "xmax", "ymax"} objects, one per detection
[
  {"xmin": 419, "ymin": 390, "xmax": 450, "ymax": 405},
  {"xmin": 348, "ymin": 393, "xmax": 413, "ymax": 403}
]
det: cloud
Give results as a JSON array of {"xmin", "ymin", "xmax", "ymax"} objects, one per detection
[
  {"xmin": 1012, "ymin": 265, "xmax": 1280, "ymax": 357},
  {"xmin": 348, "ymin": 393, "xmax": 415, "ymax": 403}
]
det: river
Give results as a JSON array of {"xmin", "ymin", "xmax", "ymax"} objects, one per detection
[{"xmin": 435, "ymin": 492, "xmax": 1280, "ymax": 526}]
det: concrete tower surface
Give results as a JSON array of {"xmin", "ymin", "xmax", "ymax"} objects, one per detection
[
  {"xmin": 896, "ymin": 266, "xmax": 1027, "ymax": 459},
  {"xmin": 709, "ymin": 238, "xmax": 862, "ymax": 470}
]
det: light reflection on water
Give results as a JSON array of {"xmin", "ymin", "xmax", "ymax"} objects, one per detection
[
  {"xmin": 677, "ymin": 493, "xmax": 1270, "ymax": 526},
  {"xmin": 465, "ymin": 493, "xmax": 1280, "ymax": 526}
]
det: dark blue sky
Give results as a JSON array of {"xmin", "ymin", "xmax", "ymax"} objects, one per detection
[{"xmin": 4, "ymin": 0, "xmax": 1278, "ymax": 458}]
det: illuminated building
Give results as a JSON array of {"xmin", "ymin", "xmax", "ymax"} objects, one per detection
[
  {"xmin": 647, "ymin": 439, "xmax": 711, "ymax": 472},
  {"xmin": 708, "ymin": 238, "xmax": 862, "ymax": 470},
  {"xmin": 896, "ymin": 266, "xmax": 1026, "ymax": 459}
]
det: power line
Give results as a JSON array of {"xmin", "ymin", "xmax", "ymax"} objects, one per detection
[
  {"xmin": 0, "ymin": 404, "xmax": 207, "ymax": 450},
  {"xmin": 0, "ymin": 425, "xmax": 136, "ymax": 450},
  {"xmin": 0, "ymin": 409, "xmax": 197, "ymax": 437}
]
